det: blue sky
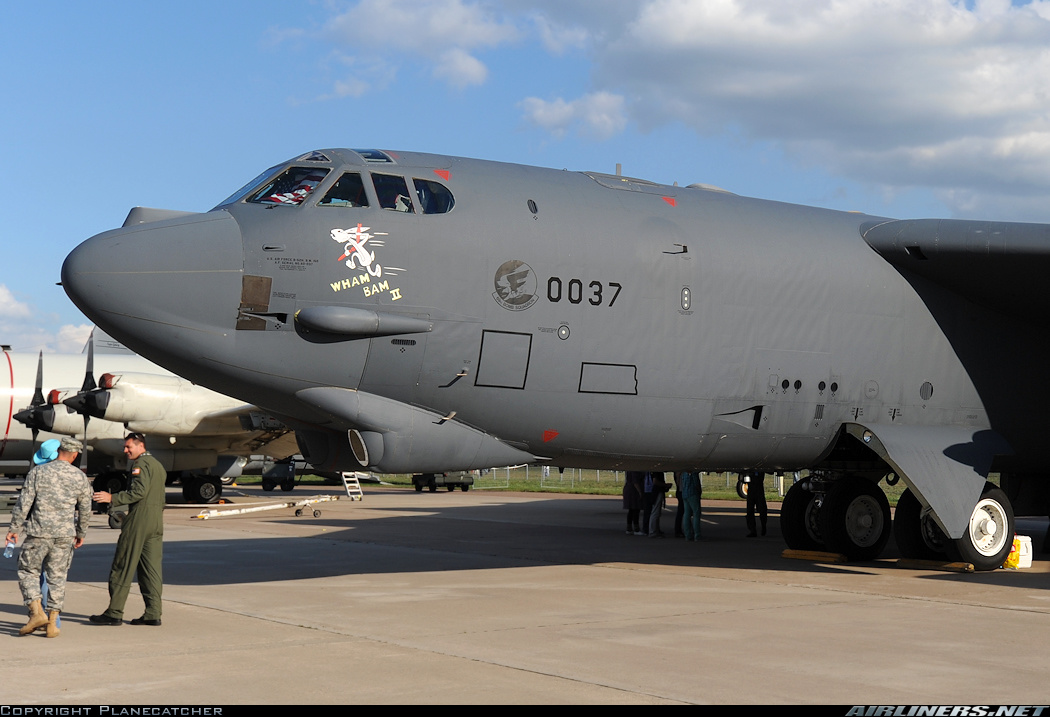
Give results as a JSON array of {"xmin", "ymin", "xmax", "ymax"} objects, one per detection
[{"xmin": 4, "ymin": 0, "xmax": 1050, "ymax": 352}]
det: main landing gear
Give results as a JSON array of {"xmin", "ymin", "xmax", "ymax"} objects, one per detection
[
  {"xmin": 781, "ymin": 476, "xmax": 891, "ymax": 561},
  {"xmin": 781, "ymin": 476, "xmax": 1015, "ymax": 570}
]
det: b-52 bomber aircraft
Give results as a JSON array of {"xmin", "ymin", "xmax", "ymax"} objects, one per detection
[{"xmin": 62, "ymin": 148, "xmax": 1050, "ymax": 570}]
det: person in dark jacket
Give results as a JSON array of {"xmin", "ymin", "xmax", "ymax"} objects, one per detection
[{"xmin": 623, "ymin": 471, "xmax": 644, "ymax": 534}]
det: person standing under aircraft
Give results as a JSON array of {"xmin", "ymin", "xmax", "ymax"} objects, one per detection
[
  {"xmin": 6, "ymin": 437, "xmax": 91, "ymax": 637},
  {"xmin": 673, "ymin": 472, "xmax": 686, "ymax": 538},
  {"xmin": 678, "ymin": 470, "xmax": 703, "ymax": 541},
  {"xmin": 647, "ymin": 472, "xmax": 670, "ymax": 538},
  {"xmin": 745, "ymin": 471, "xmax": 768, "ymax": 537},
  {"xmin": 90, "ymin": 432, "xmax": 166, "ymax": 626},
  {"xmin": 623, "ymin": 471, "xmax": 644, "ymax": 535}
]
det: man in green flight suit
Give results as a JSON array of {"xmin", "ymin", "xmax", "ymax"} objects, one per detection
[{"xmin": 89, "ymin": 432, "xmax": 166, "ymax": 626}]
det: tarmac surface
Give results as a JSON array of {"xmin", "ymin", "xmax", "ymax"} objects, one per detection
[{"xmin": 1, "ymin": 481, "xmax": 1048, "ymax": 705}]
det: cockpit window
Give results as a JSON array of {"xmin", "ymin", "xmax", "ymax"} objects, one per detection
[
  {"xmin": 413, "ymin": 178, "xmax": 455, "ymax": 214},
  {"xmin": 353, "ymin": 149, "xmax": 394, "ymax": 164},
  {"xmin": 318, "ymin": 172, "xmax": 369, "ymax": 208},
  {"xmin": 213, "ymin": 163, "xmax": 284, "ymax": 208},
  {"xmin": 372, "ymin": 173, "xmax": 414, "ymax": 212},
  {"xmin": 247, "ymin": 167, "xmax": 330, "ymax": 206},
  {"xmin": 297, "ymin": 150, "xmax": 331, "ymax": 162}
]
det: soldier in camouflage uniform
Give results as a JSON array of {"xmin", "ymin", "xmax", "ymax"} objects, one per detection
[
  {"xmin": 5, "ymin": 437, "xmax": 92, "ymax": 638},
  {"xmin": 90, "ymin": 432, "xmax": 166, "ymax": 626}
]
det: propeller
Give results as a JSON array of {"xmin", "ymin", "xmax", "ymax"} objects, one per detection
[
  {"xmin": 55, "ymin": 335, "xmax": 97, "ymax": 472},
  {"xmin": 76, "ymin": 338, "xmax": 95, "ymax": 471},
  {"xmin": 22, "ymin": 352, "xmax": 46, "ymax": 466}
]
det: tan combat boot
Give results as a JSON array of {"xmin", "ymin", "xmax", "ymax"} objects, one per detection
[
  {"xmin": 46, "ymin": 610, "xmax": 60, "ymax": 638},
  {"xmin": 19, "ymin": 599, "xmax": 47, "ymax": 635}
]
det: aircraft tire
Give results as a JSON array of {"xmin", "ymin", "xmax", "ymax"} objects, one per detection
[
  {"xmin": 893, "ymin": 489, "xmax": 949, "ymax": 560},
  {"xmin": 182, "ymin": 476, "xmax": 222, "ymax": 504},
  {"xmin": 819, "ymin": 476, "xmax": 891, "ymax": 561},
  {"xmin": 736, "ymin": 478, "xmax": 748, "ymax": 500},
  {"xmin": 93, "ymin": 471, "xmax": 127, "ymax": 495},
  {"xmin": 780, "ymin": 481, "xmax": 823, "ymax": 551},
  {"xmin": 946, "ymin": 483, "xmax": 1015, "ymax": 571}
]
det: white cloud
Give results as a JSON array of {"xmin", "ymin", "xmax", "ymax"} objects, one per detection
[
  {"xmin": 530, "ymin": 13, "xmax": 589, "ymax": 54},
  {"xmin": 433, "ymin": 48, "xmax": 489, "ymax": 87},
  {"xmin": 323, "ymin": 0, "xmax": 519, "ymax": 91},
  {"xmin": 0, "ymin": 283, "xmax": 92, "ymax": 354},
  {"xmin": 304, "ymin": 0, "xmax": 1050, "ymax": 218},
  {"xmin": 520, "ymin": 91, "xmax": 626, "ymax": 139},
  {"xmin": 0, "ymin": 285, "xmax": 32, "ymax": 320}
]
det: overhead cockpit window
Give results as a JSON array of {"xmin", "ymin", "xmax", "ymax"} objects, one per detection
[
  {"xmin": 297, "ymin": 150, "xmax": 331, "ymax": 162},
  {"xmin": 413, "ymin": 178, "xmax": 455, "ymax": 214},
  {"xmin": 213, "ymin": 163, "xmax": 284, "ymax": 208},
  {"xmin": 247, "ymin": 167, "xmax": 331, "ymax": 206},
  {"xmin": 353, "ymin": 149, "xmax": 394, "ymax": 164},
  {"xmin": 318, "ymin": 172, "xmax": 370, "ymax": 208},
  {"xmin": 372, "ymin": 173, "xmax": 414, "ymax": 212}
]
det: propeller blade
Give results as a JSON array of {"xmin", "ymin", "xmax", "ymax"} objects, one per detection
[
  {"xmin": 80, "ymin": 413, "xmax": 89, "ymax": 472},
  {"xmin": 31, "ymin": 351, "xmax": 44, "ymax": 407},
  {"xmin": 80, "ymin": 337, "xmax": 96, "ymax": 393},
  {"xmin": 26, "ymin": 352, "xmax": 45, "ymax": 466}
]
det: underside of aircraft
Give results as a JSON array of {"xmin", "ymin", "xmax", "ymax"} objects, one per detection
[{"xmin": 60, "ymin": 148, "xmax": 1050, "ymax": 569}]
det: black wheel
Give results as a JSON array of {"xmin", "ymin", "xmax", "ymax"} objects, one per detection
[
  {"xmin": 819, "ymin": 476, "xmax": 891, "ymax": 561},
  {"xmin": 182, "ymin": 476, "xmax": 222, "ymax": 504},
  {"xmin": 461, "ymin": 485, "xmax": 470, "ymax": 492},
  {"xmin": 780, "ymin": 481, "xmax": 824, "ymax": 550},
  {"xmin": 108, "ymin": 511, "xmax": 125, "ymax": 530},
  {"xmin": 93, "ymin": 471, "xmax": 127, "ymax": 495},
  {"xmin": 415, "ymin": 483, "xmax": 423, "ymax": 492},
  {"xmin": 893, "ymin": 489, "xmax": 949, "ymax": 560},
  {"xmin": 313, "ymin": 510, "xmax": 321, "ymax": 518},
  {"xmin": 736, "ymin": 478, "xmax": 748, "ymax": 500},
  {"xmin": 198, "ymin": 478, "xmax": 221, "ymax": 503},
  {"xmin": 280, "ymin": 480, "xmax": 295, "ymax": 492},
  {"xmin": 428, "ymin": 484, "xmax": 437, "ymax": 492},
  {"xmin": 295, "ymin": 509, "xmax": 303, "ymax": 517},
  {"xmin": 447, "ymin": 485, "xmax": 455, "ymax": 492},
  {"xmin": 946, "ymin": 484, "xmax": 1015, "ymax": 571},
  {"xmin": 262, "ymin": 479, "xmax": 276, "ymax": 492}
]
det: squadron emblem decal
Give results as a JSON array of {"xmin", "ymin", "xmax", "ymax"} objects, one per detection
[
  {"xmin": 493, "ymin": 260, "xmax": 538, "ymax": 311},
  {"xmin": 329, "ymin": 223, "xmax": 406, "ymax": 301}
]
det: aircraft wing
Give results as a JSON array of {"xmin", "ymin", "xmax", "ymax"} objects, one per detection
[{"xmin": 862, "ymin": 218, "xmax": 1050, "ymax": 326}]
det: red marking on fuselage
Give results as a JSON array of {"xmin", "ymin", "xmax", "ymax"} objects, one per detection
[
  {"xmin": 0, "ymin": 351, "xmax": 13, "ymax": 459},
  {"xmin": 433, "ymin": 169, "xmax": 450, "ymax": 181},
  {"xmin": 662, "ymin": 196, "xmax": 676, "ymax": 207},
  {"xmin": 542, "ymin": 430, "xmax": 559, "ymax": 443}
]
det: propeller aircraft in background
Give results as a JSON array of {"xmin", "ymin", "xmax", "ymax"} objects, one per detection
[{"xmin": 2, "ymin": 331, "xmax": 297, "ymax": 502}]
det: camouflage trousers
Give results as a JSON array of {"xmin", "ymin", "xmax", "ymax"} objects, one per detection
[{"xmin": 17, "ymin": 536, "xmax": 75, "ymax": 612}]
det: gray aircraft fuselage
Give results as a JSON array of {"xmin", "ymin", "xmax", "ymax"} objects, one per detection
[{"xmin": 61, "ymin": 148, "xmax": 1050, "ymax": 565}]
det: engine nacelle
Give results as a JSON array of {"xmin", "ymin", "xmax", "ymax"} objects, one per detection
[{"xmin": 86, "ymin": 372, "xmax": 245, "ymax": 434}]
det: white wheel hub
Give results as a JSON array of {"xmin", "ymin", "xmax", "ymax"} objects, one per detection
[{"xmin": 966, "ymin": 498, "xmax": 1009, "ymax": 557}]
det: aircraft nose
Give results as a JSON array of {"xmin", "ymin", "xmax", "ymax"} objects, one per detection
[{"xmin": 62, "ymin": 211, "xmax": 243, "ymax": 350}]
